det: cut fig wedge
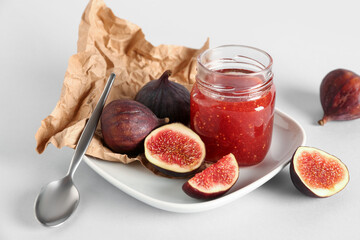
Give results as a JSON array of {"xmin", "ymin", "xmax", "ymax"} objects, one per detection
[
  {"xmin": 290, "ymin": 146, "xmax": 349, "ymax": 198},
  {"xmin": 144, "ymin": 123, "xmax": 206, "ymax": 177},
  {"xmin": 182, "ymin": 153, "xmax": 239, "ymax": 199}
]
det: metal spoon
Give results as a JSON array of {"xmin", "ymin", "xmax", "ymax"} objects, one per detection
[{"xmin": 34, "ymin": 73, "xmax": 116, "ymax": 227}]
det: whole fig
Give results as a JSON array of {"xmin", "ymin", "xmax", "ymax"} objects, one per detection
[
  {"xmin": 135, "ymin": 70, "xmax": 190, "ymax": 125},
  {"xmin": 101, "ymin": 99, "xmax": 168, "ymax": 155},
  {"xmin": 318, "ymin": 69, "xmax": 360, "ymax": 125}
]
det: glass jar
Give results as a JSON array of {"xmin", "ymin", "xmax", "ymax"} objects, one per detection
[{"xmin": 190, "ymin": 45, "xmax": 275, "ymax": 166}]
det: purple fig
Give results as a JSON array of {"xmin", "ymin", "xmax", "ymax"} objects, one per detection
[
  {"xmin": 318, "ymin": 69, "xmax": 360, "ymax": 125},
  {"xmin": 101, "ymin": 100, "xmax": 169, "ymax": 155},
  {"xmin": 135, "ymin": 70, "xmax": 190, "ymax": 125}
]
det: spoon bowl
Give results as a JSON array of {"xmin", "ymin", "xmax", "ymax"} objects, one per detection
[{"xmin": 35, "ymin": 176, "xmax": 79, "ymax": 227}]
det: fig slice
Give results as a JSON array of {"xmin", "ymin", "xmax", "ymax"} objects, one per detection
[
  {"xmin": 182, "ymin": 153, "xmax": 239, "ymax": 199},
  {"xmin": 144, "ymin": 123, "xmax": 206, "ymax": 177},
  {"xmin": 290, "ymin": 146, "xmax": 349, "ymax": 198}
]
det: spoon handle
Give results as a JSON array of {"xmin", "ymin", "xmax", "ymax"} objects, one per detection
[{"xmin": 67, "ymin": 73, "xmax": 116, "ymax": 177}]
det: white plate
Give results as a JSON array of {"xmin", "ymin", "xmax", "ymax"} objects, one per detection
[{"xmin": 83, "ymin": 109, "xmax": 306, "ymax": 213}]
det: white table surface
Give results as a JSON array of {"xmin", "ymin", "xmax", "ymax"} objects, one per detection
[{"xmin": 1, "ymin": 0, "xmax": 359, "ymax": 239}]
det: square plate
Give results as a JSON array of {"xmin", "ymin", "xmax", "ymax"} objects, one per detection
[{"xmin": 83, "ymin": 109, "xmax": 306, "ymax": 213}]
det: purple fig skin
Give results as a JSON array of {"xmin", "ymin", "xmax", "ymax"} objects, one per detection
[
  {"xmin": 101, "ymin": 100, "xmax": 168, "ymax": 155},
  {"xmin": 153, "ymin": 166, "xmax": 200, "ymax": 178},
  {"xmin": 182, "ymin": 182, "xmax": 231, "ymax": 200},
  {"xmin": 319, "ymin": 69, "xmax": 360, "ymax": 125},
  {"xmin": 135, "ymin": 70, "xmax": 191, "ymax": 125}
]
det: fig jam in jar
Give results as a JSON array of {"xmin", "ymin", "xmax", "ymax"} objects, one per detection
[{"xmin": 190, "ymin": 45, "xmax": 276, "ymax": 166}]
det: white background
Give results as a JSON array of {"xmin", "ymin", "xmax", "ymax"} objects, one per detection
[{"xmin": 1, "ymin": 0, "xmax": 359, "ymax": 239}]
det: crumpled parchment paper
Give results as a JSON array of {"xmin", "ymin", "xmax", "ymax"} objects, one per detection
[{"xmin": 35, "ymin": 0, "xmax": 209, "ymax": 165}]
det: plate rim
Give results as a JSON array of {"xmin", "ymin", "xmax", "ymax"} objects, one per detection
[{"xmin": 83, "ymin": 108, "xmax": 306, "ymax": 213}]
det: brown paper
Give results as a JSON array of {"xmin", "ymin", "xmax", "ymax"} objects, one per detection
[{"xmin": 35, "ymin": 0, "xmax": 209, "ymax": 164}]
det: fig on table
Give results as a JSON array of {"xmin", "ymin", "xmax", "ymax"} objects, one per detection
[
  {"xmin": 290, "ymin": 146, "xmax": 349, "ymax": 198},
  {"xmin": 318, "ymin": 69, "xmax": 360, "ymax": 125}
]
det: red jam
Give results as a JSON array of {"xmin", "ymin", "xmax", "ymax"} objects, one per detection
[{"xmin": 190, "ymin": 69, "xmax": 276, "ymax": 166}]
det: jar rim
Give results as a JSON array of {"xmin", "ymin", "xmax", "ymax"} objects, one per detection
[
  {"xmin": 197, "ymin": 44, "xmax": 273, "ymax": 77},
  {"xmin": 196, "ymin": 45, "xmax": 274, "ymax": 97}
]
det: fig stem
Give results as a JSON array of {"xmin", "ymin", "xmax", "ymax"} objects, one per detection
[
  {"xmin": 160, "ymin": 117, "xmax": 170, "ymax": 125},
  {"xmin": 318, "ymin": 116, "xmax": 327, "ymax": 126},
  {"xmin": 159, "ymin": 70, "xmax": 172, "ymax": 83}
]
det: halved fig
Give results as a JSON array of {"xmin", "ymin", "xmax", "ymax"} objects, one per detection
[
  {"xmin": 182, "ymin": 153, "xmax": 239, "ymax": 199},
  {"xmin": 144, "ymin": 123, "xmax": 206, "ymax": 177},
  {"xmin": 290, "ymin": 146, "xmax": 349, "ymax": 198}
]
